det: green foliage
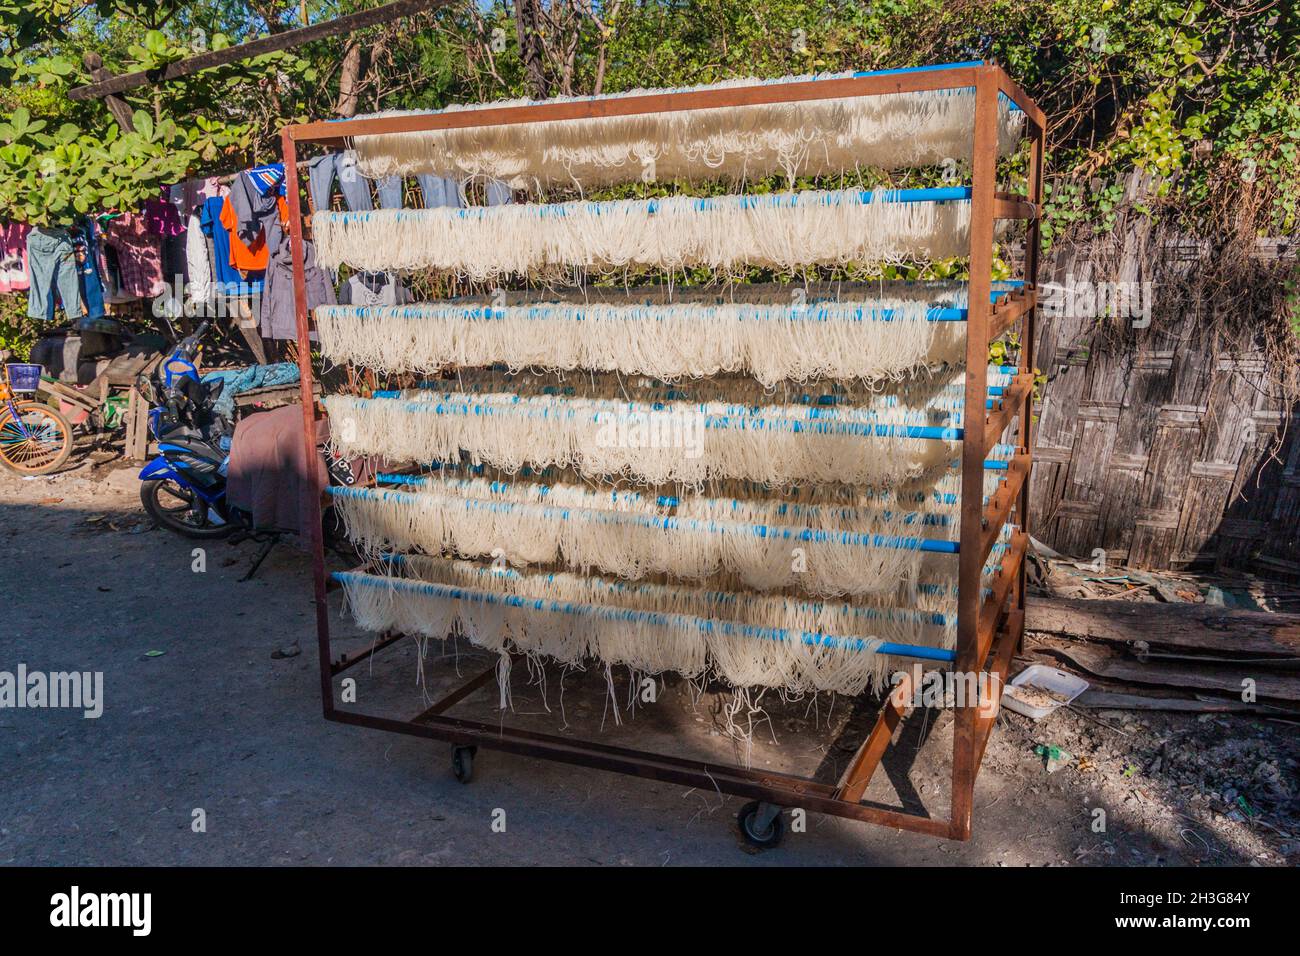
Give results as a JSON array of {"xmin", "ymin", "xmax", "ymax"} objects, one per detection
[
  {"xmin": 0, "ymin": 294, "xmax": 37, "ymax": 359},
  {"xmin": 0, "ymin": 1, "xmax": 1295, "ymax": 258},
  {"xmin": 0, "ymin": 104, "xmax": 232, "ymax": 225},
  {"xmin": 0, "ymin": 2, "xmax": 316, "ymax": 225}
]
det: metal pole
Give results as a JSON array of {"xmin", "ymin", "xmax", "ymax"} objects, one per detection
[
  {"xmin": 280, "ymin": 128, "xmax": 337, "ymax": 718},
  {"xmin": 950, "ymin": 65, "xmax": 1001, "ymax": 841}
]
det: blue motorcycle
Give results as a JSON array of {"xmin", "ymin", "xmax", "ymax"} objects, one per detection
[
  {"xmin": 136, "ymin": 321, "xmax": 238, "ymax": 538},
  {"xmin": 137, "ymin": 322, "xmax": 355, "ymax": 549}
]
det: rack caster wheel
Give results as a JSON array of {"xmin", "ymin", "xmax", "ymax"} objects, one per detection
[
  {"xmin": 737, "ymin": 800, "xmax": 786, "ymax": 849},
  {"xmin": 451, "ymin": 745, "xmax": 477, "ymax": 784}
]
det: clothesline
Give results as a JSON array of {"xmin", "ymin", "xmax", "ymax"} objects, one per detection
[{"xmin": 4, "ymin": 152, "xmax": 468, "ymax": 346}]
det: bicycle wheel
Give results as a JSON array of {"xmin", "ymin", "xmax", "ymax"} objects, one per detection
[{"xmin": 0, "ymin": 400, "xmax": 74, "ymax": 475}]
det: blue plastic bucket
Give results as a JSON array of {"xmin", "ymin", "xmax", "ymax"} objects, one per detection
[{"xmin": 5, "ymin": 363, "xmax": 42, "ymax": 393}]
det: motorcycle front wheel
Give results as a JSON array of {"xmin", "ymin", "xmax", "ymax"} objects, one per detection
[{"xmin": 140, "ymin": 478, "xmax": 233, "ymax": 539}]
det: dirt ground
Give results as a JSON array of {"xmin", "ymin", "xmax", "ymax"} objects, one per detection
[{"xmin": 2, "ymin": 455, "xmax": 1295, "ymax": 866}]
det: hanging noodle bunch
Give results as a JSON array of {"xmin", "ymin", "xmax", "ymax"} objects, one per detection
[
  {"xmin": 315, "ymin": 294, "xmax": 971, "ymax": 384},
  {"xmin": 337, "ymin": 557, "xmax": 953, "ymax": 696},
  {"xmin": 347, "ymin": 73, "xmax": 1025, "ymax": 187},
  {"xmin": 310, "ymin": 188, "xmax": 980, "ymax": 279},
  {"xmin": 322, "ymin": 387, "xmax": 961, "ymax": 487}
]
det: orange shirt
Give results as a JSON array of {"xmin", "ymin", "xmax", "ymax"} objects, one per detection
[{"xmin": 219, "ymin": 195, "xmax": 288, "ymax": 272}]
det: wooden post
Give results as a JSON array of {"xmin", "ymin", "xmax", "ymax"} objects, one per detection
[
  {"xmin": 81, "ymin": 53, "xmax": 135, "ymax": 132},
  {"xmin": 1015, "ymin": 122, "xmax": 1046, "ymax": 633},
  {"xmin": 70, "ymin": 1, "xmax": 452, "ymax": 103},
  {"xmin": 125, "ymin": 387, "xmax": 149, "ymax": 461}
]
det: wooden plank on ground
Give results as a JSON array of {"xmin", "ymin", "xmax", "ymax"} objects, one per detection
[
  {"xmin": 1026, "ymin": 595, "xmax": 1300, "ymax": 658},
  {"xmin": 1043, "ymin": 642, "xmax": 1300, "ymax": 702},
  {"xmin": 1074, "ymin": 690, "xmax": 1295, "ymax": 716}
]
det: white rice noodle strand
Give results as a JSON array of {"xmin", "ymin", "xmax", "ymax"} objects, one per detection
[
  {"xmin": 315, "ymin": 296, "xmax": 968, "ymax": 385},
  {"xmin": 337, "ymin": 558, "xmax": 956, "ymax": 696},
  {"xmin": 329, "ymin": 482, "xmax": 934, "ymax": 597},
  {"xmin": 322, "ymin": 392, "xmax": 957, "ymax": 486},
  {"xmin": 311, "ymin": 190, "xmax": 977, "ymax": 279},
  {"xmin": 348, "ymin": 77, "xmax": 1025, "ymax": 187}
]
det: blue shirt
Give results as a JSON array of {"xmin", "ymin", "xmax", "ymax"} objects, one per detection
[{"xmin": 200, "ymin": 195, "xmax": 263, "ymax": 294}]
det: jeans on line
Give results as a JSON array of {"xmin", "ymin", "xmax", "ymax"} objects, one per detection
[
  {"xmin": 306, "ymin": 152, "xmax": 373, "ymax": 212},
  {"xmin": 26, "ymin": 227, "xmax": 83, "ymax": 321},
  {"xmin": 416, "ymin": 174, "xmax": 463, "ymax": 209}
]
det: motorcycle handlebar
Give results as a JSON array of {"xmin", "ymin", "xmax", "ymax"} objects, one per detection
[{"xmin": 175, "ymin": 320, "xmax": 211, "ymax": 360}]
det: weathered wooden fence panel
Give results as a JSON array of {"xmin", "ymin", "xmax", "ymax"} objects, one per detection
[{"xmin": 1028, "ymin": 236, "xmax": 1299, "ymax": 575}]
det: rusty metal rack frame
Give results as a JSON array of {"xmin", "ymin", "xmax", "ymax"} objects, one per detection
[{"xmin": 280, "ymin": 61, "xmax": 1046, "ymax": 842}]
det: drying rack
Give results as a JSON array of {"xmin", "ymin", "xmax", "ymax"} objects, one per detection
[{"xmin": 280, "ymin": 60, "xmax": 1046, "ymax": 842}]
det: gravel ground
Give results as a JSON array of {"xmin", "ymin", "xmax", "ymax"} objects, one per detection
[{"xmin": 2, "ymin": 458, "xmax": 1294, "ymax": 866}]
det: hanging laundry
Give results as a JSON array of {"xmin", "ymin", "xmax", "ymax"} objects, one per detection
[
  {"xmin": 376, "ymin": 175, "xmax": 404, "ymax": 209},
  {"xmin": 98, "ymin": 243, "xmax": 129, "ymax": 304},
  {"xmin": 200, "ymin": 194, "xmax": 250, "ymax": 293},
  {"xmin": 74, "ymin": 218, "xmax": 106, "ymax": 321},
  {"xmin": 0, "ymin": 222, "xmax": 31, "ymax": 294},
  {"xmin": 142, "ymin": 195, "xmax": 184, "ymax": 238},
  {"xmin": 144, "ymin": 191, "xmax": 188, "ymax": 300},
  {"xmin": 247, "ymin": 163, "xmax": 287, "ymax": 197},
  {"xmin": 259, "ymin": 217, "xmax": 335, "ymax": 340},
  {"xmin": 99, "ymin": 213, "xmax": 166, "ymax": 298},
  {"xmin": 415, "ymin": 174, "xmax": 463, "ymax": 210},
  {"xmin": 25, "ymin": 227, "xmax": 83, "ymax": 322},
  {"xmin": 185, "ymin": 209, "xmax": 212, "ymax": 304},
  {"xmin": 339, "ymin": 271, "xmax": 408, "ymax": 306},
  {"xmin": 307, "ymin": 152, "xmax": 373, "ymax": 212},
  {"xmin": 221, "ymin": 193, "xmax": 283, "ymax": 273},
  {"xmin": 229, "ymin": 169, "xmax": 282, "ymax": 246},
  {"xmin": 167, "ymin": 178, "xmax": 222, "ymax": 222}
]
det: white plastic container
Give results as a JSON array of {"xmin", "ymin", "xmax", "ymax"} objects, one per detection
[{"xmin": 1001, "ymin": 664, "xmax": 1089, "ymax": 720}]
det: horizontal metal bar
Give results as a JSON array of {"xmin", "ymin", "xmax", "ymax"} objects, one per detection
[
  {"xmin": 412, "ymin": 661, "xmax": 499, "ymax": 720},
  {"xmin": 325, "ymin": 706, "xmax": 952, "ymax": 836},
  {"xmin": 331, "ymin": 631, "xmax": 405, "ymax": 676}
]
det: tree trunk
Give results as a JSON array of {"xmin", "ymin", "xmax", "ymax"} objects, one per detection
[
  {"xmin": 513, "ymin": 0, "xmax": 550, "ymax": 98},
  {"xmin": 335, "ymin": 40, "xmax": 363, "ymax": 118}
]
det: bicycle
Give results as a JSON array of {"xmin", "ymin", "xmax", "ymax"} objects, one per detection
[{"xmin": 0, "ymin": 363, "xmax": 74, "ymax": 476}]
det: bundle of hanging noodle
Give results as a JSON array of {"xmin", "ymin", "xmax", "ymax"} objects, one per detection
[
  {"xmin": 315, "ymin": 294, "xmax": 972, "ymax": 385},
  {"xmin": 311, "ymin": 188, "xmax": 982, "ymax": 279},
  {"xmin": 347, "ymin": 71, "xmax": 1025, "ymax": 187},
  {"xmin": 336, "ymin": 556, "xmax": 952, "ymax": 696},
  {"xmin": 322, "ymin": 388, "xmax": 961, "ymax": 487}
]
